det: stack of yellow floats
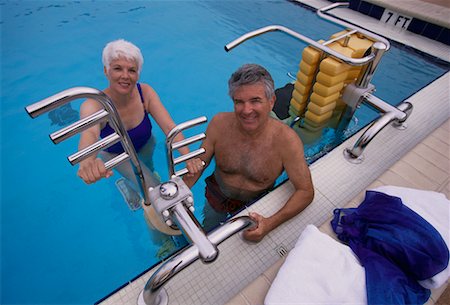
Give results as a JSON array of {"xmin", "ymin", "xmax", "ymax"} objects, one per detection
[{"xmin": 290, "ymin": 30, "xmax": 375, "ymax": 143}]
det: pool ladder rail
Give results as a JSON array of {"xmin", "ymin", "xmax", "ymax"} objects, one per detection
[
  {"xmin": 225, "ymin": 2, "xmax": 413, "ymax": 162},
  {"xmin": 25, "ymin": 87, "xmax": 207, "ymax": 205},
  {"xmin": 25, "ymin": 86, "xmax": 214, "ymax": 236},
  {"xmin": 25, "ymin": 87, "xmax": 155, "ymax": 204}
]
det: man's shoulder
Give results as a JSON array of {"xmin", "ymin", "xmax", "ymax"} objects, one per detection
[
  {"xmin": 270, "ymin": 118, "xmax": 293, "ymax": 135},
  {"xmin": 270, "ymin": 119, "xmax": 302, "ymax": 145},
  {"xmin": 205, "ymin": 112, "xmax": 234, "ymax": 138},
  {"xmin": 211, "ymin": 112, "xmax": 234, "ymax": 126}
]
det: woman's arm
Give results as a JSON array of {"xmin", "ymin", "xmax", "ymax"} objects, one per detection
[
  {"xmin": 141, "ymin": 84, "xmax": 203, "ymax": 176},
  {"xmin": 77, "ymin": 99, "xmax": 113, "ymax": 183}
]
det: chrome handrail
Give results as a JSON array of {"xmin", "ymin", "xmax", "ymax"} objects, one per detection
[
  {"xmin": 25, "ymin": 87, "xmax": 151, "ymax": 205},
  {"xmin": 166, "ymin": 116, "xmax": 207, "ymax": 177},
  {"xmin": 138, "ymin": 216, "xmax": 256, "ymax": 305},
  {"xmin": 225, "ymin": 24, "xmax": 378, "ymax": 67},
  {"xmin": 317, "ymin": 2, "xmax": 391, "ymax": 51},
  {"xmin": 344, "ymin": 101, "xmax": 413, "ymax": 162},
  {"xmin": 224, "ymin": 3, "xmax": 391, "ymax": 90},
  {"xmin": 225, "ymin": 1, "xmax": 390, "ymax": 67}
]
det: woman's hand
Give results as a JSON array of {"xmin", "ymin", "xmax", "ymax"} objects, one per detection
[{"xmin": 77, "ymin": 157, "xmax": 113, "ymax": 184}]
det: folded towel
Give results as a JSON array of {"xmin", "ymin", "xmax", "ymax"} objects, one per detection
[
  {"xmin": 265, "ymin": 224, "xmax": 367, "ymax": 305},
  {"xmin": 371, "ymin": 186, "xmax": 450, "ymax": 289},
  {"xmin": 332, "ymin": 189, "xmax": 448, "ymax": 304}
]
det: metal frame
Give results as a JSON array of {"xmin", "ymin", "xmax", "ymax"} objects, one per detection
[
  {"xmin": 165, "ymin": 117, "xmax": 207, "ymax": 177},
  {"xmin": 25, "ymin": 87, "xmax": 151, "ymax": 204},
  {"xmin": 139, "ymin": 216, "xmax": 256, "ymax": 305}
]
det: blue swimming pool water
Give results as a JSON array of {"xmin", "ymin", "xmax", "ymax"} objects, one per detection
[{"xmin": 1, "ymin": 1, "xmax": 448, "ymax": 304}]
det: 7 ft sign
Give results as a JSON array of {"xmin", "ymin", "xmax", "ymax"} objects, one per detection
[{"xmin": 381, "ymin": 9, "xmax": 413, "ymax": 30}]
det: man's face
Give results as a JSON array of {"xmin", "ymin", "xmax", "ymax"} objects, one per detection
[{"xmin": 232, "ymin": 82, "xmax": 275, "ymax": 133}]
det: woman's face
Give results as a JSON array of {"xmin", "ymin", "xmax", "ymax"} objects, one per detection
[{"xmin": 105, "ymin": 57, "xmax": 139, "ymax": 95}]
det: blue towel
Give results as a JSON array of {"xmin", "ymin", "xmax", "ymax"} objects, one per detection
[{"xmin": 331, "ymin": 190, "xmax": 449, "ymax": 305}]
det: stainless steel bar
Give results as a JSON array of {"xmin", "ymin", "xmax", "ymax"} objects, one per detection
[
  {"xmin": 173, "ymin": 148, "xmax": 206, "ymax": 166},
  {"xmin": 104, "ymin": 107, "xmax": 150, "ymax": 204},
  {"xmin": 68, "ymin": 133, "xmax": 121, "ymax": 165},
  {"xmin": 141, "ymin": 216, "xmax": 256, "ymax": 305},
  {"xmin": 343, "ymin": 35, "xmax": 351, "ymax": 47},
  {"xmin": 317, "ymin": 2, "xmax": 391, "ymax": 51},
  {"xmin": 104, "ymin": 152, "xmax": 130, "ymax": 171},
  {"xmin": 50, "ymin": 110, "xmax": 109, "ymax": 144},
  {"xmin": 171, "ymin": 133, "xmax": 206, "ymax": 150},
  {"xmin": 167, "ymin": 116, "xmax": 208, "ymax": 140},
  {"xmin": 171, "ymin": 203, "xmax": 218, "ymax": 263},
  {"xmin": 363, "ymin": 93, "xmax": 407, "ymax": 119},
  {"xmin": 174, "ymin": 168, "xmax": 190, "ymax": 177},
  {"xmin": 26, "ymin": 87, "xmax": 107, "ymax": 118},
  {"xmin": 322, "ymin": 29, "xmax": 357, "ymax": 46},
  {"xmin": 344, "ymin": 102, "xmax": 413, "ymax": 159},
  {"xmin": 355, "ymin": 42, "xmax": 388, "ymax": 88},
  {"xmin": 166, "ymin": 116, "xmax": 207, "ymax": 177},
  {"xmin": 225, "ymin": 25, "xmax": 375, "ymax": 66}
]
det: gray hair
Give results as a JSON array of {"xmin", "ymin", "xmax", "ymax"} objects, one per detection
[
  {"xmin": 102, "ymin": 39, "xmax": 144, "ymax": 74},
  {"xmin": 228, "ymin": 64, "xmax": 275, "ymax": 99}
]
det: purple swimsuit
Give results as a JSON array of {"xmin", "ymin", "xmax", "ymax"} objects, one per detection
[{"xmin": 100, "ymin": 83, "xmax": 152, "ymax": 154}]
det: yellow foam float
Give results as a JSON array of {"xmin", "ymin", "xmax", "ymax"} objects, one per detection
[{"xmin": 289, "ymin": 30, "xmax": 375, "ymax": 144}]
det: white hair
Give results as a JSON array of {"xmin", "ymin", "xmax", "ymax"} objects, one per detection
[{"xmin": 102, "ymin": 39, "xmax": 144, "ymax": 74}]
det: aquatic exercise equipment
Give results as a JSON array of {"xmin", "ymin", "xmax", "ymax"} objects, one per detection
[
  {"xmin": 226, "ymin": 2, "xmax": 413, "ymax": 161},
  {"xmin": 290, "ymin": 30, "xmax": 374, "ymax": 142}
]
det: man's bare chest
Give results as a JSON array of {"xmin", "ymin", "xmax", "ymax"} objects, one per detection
[{"xmin": 215, "ymin": 138, "xmax": 281, "ymax": 184}]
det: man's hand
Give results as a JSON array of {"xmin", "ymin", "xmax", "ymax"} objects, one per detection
[
  {"xmin": 185, "ymin": 158, "xmax": 205, "ymax": 178},
  {"xmin": 243, "ymin": 212, "xmax": 270, "ymax": 242}
]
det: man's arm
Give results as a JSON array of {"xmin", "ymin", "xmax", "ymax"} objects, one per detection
[{"xmin": 244, "ymin": 127, "xmax": 314, "ymax": 242}]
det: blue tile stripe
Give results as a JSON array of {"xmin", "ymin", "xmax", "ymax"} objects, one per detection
[{"xmin": 329, "ymin": 0, "xmax": 450, "ymax": 46}]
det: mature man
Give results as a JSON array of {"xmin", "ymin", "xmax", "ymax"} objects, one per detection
[{"xmin": 184, "ymin": 64, "xmax": 314, "ymax": 242}]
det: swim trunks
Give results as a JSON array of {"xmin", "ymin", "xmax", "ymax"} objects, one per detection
[
  {"xmin": 100, "ymin": 83, "xmax": 152, "ymax": 154},
  {"xmin": 205, "ymin": 174, "xmax": 272, "ymax": 213},
  {"xmin": 205, "ymin": 174, "xmax": 245, "ymax": 213}
]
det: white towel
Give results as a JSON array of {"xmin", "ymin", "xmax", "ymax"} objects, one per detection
[
  {"xmin": 371, "ymin": 186, "xmax": 450, "ymax": 289},
  {"xmin": 264, "ymin": 224, "xmax": 367, "ymax": 305}
]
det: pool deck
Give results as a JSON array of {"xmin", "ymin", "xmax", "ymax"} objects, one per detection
[{"xmin": 99, "ymin": 1, "xmax": 449, "ymax": 304}]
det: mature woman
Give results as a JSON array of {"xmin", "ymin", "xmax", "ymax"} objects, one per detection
[{"xmin": 77, "ymin": 39, "xmax": 200, "ymax": 208}]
